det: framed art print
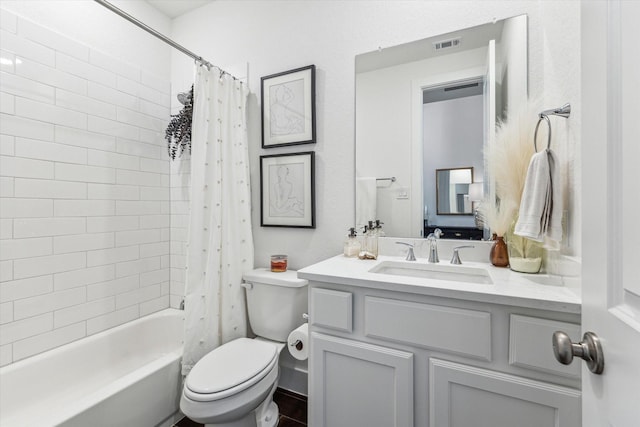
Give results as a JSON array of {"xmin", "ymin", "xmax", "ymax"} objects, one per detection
[
  {"xmin": 261, "ymin": 65, "xmax": 316, "ymax": 148},
  {"xmin": 260, "ymin": 152, "xmax": 315, "ymax": 228}
]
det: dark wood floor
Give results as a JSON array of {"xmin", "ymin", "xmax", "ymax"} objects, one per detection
[{"xmin": 174, "ymin": 388, "xmax": 307, "ymax": 427}]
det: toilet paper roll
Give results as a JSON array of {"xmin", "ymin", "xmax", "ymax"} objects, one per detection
[{"xmin": 287, "ymin": 323, "xmax": 309, "ymax": 361}]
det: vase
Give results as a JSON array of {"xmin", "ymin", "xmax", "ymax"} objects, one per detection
[
  {"xmin": 490, "ymin": 234, "xmax": 509, "ymax": 267},
  {"xmin": 505, "ymin": 221, "xmax": 543, "ymax": 273}
]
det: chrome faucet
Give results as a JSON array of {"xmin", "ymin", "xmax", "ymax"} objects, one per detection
[
  {"xmin": 426, "ymin": 228, "xmax": 442, "ymax": 263},
  {"xmin": 450, "ymin": 245, "xmax": 474, "ymax": 265},
  {"xmin": 395, "ymin": 242, "xmax": 416, "ymax": 261}
]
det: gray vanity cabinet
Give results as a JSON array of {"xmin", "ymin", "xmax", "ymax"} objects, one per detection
[{"xmin": 308, "ymin": 283, "xmax": 581, "ymax": 427}]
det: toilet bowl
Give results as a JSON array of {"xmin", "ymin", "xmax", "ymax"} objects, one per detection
[
  {"xmin": 180, "ymin": 338, "xmax": 283, "ymax": 427},
  {"xmin": 180, "ymin": 269, "xmax": 308, "ymax": 427}
]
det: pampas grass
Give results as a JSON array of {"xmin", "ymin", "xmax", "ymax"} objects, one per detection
[
  {"xmin": 482, "ymin": 98, "xmax": 542, "ymax": 235},
  {"xmin": 478, "ymin": 198, "xmax": 516, "ymax": 237},
  {"xmin": 490, "ymin": 99, "xmax": 541, "ymax": 204}
]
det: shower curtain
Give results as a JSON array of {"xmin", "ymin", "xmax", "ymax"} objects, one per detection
[{"xmin": 182, "ymin": 64, "xmax": 254, "ymax": 375}]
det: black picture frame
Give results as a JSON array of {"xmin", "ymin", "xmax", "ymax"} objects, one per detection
[
  {"xmin": 261, "ymin": 65, "xmax": 316, "ymax": 148},
  {"xmin": 260, "ymin": 152, "xmax": 315, "ymax": 228}
]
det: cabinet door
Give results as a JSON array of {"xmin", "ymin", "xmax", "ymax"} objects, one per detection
[
  {"xmin": 310, "ymin": 332, "xmax": 414, "ymax": 427},
  {"xmin": 430, "ymin": 359, "xmax": 581, "ymax": 427}
]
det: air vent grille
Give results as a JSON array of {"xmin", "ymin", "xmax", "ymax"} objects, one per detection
[{"xmin": 433, "ymin": 37, "xmax": 461, "ymax": 51}]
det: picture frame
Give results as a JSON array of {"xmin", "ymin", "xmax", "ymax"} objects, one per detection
[
  {"xmin": 261, "ymin": 65, "xmax": 316, "ymax": 148},
  {"xmin": 260, "ymin": 152, "xmax": 315, "ymax": 228}
]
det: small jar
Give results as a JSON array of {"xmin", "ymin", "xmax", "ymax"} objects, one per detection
[{"xmin": 270, "ymin": 255, "xmax": 288, "ymax": 272}]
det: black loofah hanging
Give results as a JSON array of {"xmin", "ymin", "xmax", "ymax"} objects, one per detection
[{"xmin": 166, "ymin": 85, "xmax": 193, "ymax": 160}]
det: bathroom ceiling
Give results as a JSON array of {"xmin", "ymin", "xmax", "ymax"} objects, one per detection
[{"xmin": 145, "ymin": 0, "xmax": 215, "ymax": 18}]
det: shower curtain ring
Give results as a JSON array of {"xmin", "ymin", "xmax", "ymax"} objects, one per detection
[{"xmin": 534, "ymin": 114, "xmax": 552, "ymax": 152}]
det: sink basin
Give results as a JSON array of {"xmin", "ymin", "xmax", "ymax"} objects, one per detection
[{"xmin": 369, "ymin": 261, "xmax": 493, "ymax": 284}]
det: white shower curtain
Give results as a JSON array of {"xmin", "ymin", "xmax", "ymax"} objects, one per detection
[{"xmin": 182, "ymin": 64, "xmax": 254, "ymax": 375}]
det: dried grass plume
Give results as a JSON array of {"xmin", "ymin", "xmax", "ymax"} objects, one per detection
[
  {"xmin": 481, "ymin": 98, "xmax": 542, "ymax": 235},
  {"xmin": 478, "ymin": 199, "xmax": 517, "ymax": 237}
]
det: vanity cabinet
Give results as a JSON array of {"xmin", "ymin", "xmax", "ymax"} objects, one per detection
[{"xmin": 307, "ymin": 283, "xmax": 581, "ymax": 427}]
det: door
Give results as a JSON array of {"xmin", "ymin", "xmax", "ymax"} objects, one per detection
[
  {"xmin": 581, "ymin": 1, "xmax": 640, "ymax": 425},
  {"xmin": 309, "ymin": 332, "xmax": 414, "ymax": 427},
  {"xmin": 430, "ymin": 359, "xmax": 580, "ymax": 427}
]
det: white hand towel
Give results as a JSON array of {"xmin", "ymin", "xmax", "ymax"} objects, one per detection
[
  {"xmin": 515, "ymin": 149, "xmax": 563, "ymax": 245},
  {"xmin": 356, "ymin": 177, "xmax": 377, "ymax": 229},
  {"xmin": 545, "ymin": 149, "xmax": 563, "ymax": 244}
]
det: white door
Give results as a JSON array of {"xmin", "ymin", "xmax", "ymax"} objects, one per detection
[{"xmin": 581, "ymin": 1, "xmax": 640, "ymax": 425}]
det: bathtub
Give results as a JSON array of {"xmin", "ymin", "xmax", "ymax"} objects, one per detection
[{"xmin": 0, "ymin": 308, "xmax": 184, "ymax": 427}]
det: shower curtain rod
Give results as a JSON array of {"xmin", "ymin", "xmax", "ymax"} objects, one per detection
[{"xmin": 93, "ymin": 0, "xmax": 239, "ymax": 80}]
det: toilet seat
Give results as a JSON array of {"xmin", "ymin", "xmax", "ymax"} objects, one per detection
[{"xmin": 184, "ymin": 338, "xmax": 278, "ymax": 402}]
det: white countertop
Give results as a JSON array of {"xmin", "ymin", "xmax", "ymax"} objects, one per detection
[{"xmin": 298, "ymin": 255, "xmax": 581, "ymax": 314}]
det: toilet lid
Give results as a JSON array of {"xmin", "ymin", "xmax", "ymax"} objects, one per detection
[{"xmin": 186, "ymin": 338, "xmax": 278, "ymax": 396}]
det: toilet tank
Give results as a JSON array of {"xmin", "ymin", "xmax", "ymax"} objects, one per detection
[{"xmin": 243, "ymin": 268, "xmax": 308, "ymax": 342}]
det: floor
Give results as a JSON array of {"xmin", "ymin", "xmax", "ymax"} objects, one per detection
[{"xmin": 174, "ymin": 388, "xmax": 307, "ymax": 427}]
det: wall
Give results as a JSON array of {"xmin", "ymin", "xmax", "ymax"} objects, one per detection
[
  {"xmin": 170, "ymin": 0, "xmax": 581, "ymax": 270},
  {"xmin": 0, "ymin": 2, "xmax": 172, "ymax": 367}
]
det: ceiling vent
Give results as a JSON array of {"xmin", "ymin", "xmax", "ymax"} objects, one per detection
[{"xmin": 433, "ymin": 37, "xmax": 461, "ymax": 51}]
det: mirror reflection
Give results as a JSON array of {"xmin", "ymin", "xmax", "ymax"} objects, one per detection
[
  {"xmin": 355, "ymin": 15, "xmax": 528, "ymax": 238},
  {"xmin": 436, "ymin": 167, "xmax": 473, "ymax": 215}
]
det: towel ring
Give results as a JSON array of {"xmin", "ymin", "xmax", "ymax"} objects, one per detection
[{"xmin": 534, "ymin": 114, "xmax": 552, "ymax": 153}]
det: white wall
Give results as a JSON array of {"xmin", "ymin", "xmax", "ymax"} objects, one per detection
[
  {"xmin": 170, "ymin": 0, "xmax": 581, "ymax": 270},
  {"xmin": 0, "ymin": 2, "xmax": 172, "ymax": 367}
]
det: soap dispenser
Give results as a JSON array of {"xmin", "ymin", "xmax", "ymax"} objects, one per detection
[
  {"xmin": 368, "ymin": 220, "xmax": 379, "ymax": 259},
  {"xmin": 359, "ymin": 225, "xmax": 369, "ymax": 256},
  {"xmin": 343, "ymin": 227, "xmax": 361, "ymax": 257},
  {"xmin": 374, "ymin": 220, "xmax": 385, "ymax": 237},
  {"xmin": 358, "ymin": 224, "xmax": 374, "ymax": 259}
]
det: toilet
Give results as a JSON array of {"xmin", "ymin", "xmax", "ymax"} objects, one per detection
[{"xmin": 180, "ymin": 268, "xmax": 308, "ymax": 427}]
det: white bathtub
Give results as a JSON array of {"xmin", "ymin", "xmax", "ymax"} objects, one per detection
[{"xmin": 0, "ymin": 308, "xmax": 185, "ymax": 427}]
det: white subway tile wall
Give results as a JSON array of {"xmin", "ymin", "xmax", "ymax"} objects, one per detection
[{"xmin": 0, "ymin": 9, "xmax": 176, "ymax": 366}]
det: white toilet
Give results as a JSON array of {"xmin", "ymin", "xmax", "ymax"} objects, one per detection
[{"xmin": 180, "ymin": 268, "xmax": 308, "ymax": 427}]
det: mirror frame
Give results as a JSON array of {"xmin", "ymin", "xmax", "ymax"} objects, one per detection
[{"xmin": 435, "ymin": 166, "xmax": 474, "ymax": 215}]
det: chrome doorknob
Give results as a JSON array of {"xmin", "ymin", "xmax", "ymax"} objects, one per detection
[{"xmin": 552, "ymin": 331, "xmax": 604, "ymax": 374}]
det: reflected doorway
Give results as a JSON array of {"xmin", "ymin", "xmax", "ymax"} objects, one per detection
[{"xmin": 423, "ymin": 79, "xmax": 484, "ymax": 228}]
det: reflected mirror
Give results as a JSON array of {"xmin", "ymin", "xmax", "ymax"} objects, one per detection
[
  {"xmin": 436, "ymin": 167, "xmax": 473, "ymax": 215},
  {"xmin": 355, "ymin": 15, "xmax": 528, "ymax": 238}
]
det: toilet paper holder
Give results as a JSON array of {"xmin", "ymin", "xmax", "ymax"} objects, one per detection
[
  {"xmin": 289, "ymin": 313, "xmax": 309, "ymax": 351},
  {"xmin": 290, "ymin": 340, "xmax": 304, "ymax": 351}
]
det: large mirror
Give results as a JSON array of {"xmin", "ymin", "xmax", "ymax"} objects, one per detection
[{"xmin": 355, "ymin": 15, "xmax": 528, "ymax": 238}]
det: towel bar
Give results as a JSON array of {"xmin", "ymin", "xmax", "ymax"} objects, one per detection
[
  {"xmin": 534, "ymin": 103, "xmax": 571, "ymax": 152},
  {"xmin": 539, "ymin": 103, "xmax": 571, "ymax": 119}
]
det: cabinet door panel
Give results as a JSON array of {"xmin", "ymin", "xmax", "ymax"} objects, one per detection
[
  {"xmin": 310, "ymin": 288, "xmax": 353, "ymax": 332},
  {"xmin": 310, "ymin": 332, "xmax": 413, "ymax": 427},
  {"xmin": 430, "ymin": 359, "xmax": 581, "ymax": 427},
  {"xmin": 509, "ymin": 314, "xmax": 581, "ymax": 378},
  {"xmin": 365, "ymin": 296, "xmax": 492, "ymax": 360}
]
